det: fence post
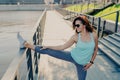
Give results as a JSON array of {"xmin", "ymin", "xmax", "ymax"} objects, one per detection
[
  {"xmin": 115, "ymin": 11, "xmax": 119, "ymax": 32},
  {"xmin": 97, "ymin": 17, "xmax": 101, "ymax": 37},
  {"xmin": 26, "ymin": 48, "xmax": 33, "ymax": 80},
  {"xmin": 33, "ymin": 31, "xmax": 39, "ymax": 79},
  {"xmin": 92, "ymin": 17, "xmax": 94, "ymax": 26},
  {"xmin": 38, "ymin": 26, "xmax": 41, "ymax": 59},
  {"xmin": 101, "ymin": 20, "xmax": 106, "ymax": 37}
]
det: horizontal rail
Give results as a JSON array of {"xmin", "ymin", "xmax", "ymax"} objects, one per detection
[
  {"xmin": 57, "ymin": 7, "xmax": 120, "ymax": 38},
  {"xmin": 100, "ymin": 10, "xmax": 120, "ymax": 17}
]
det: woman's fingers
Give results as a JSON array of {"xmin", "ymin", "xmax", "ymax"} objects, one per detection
[{"xmin": 83, "ymin": 63, "xmax": 92, "ymax": 71}]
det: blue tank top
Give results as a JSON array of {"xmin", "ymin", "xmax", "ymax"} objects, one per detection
[{"xmin": 71, "ymin": 33, "xmax": 95, "ymax": 65}]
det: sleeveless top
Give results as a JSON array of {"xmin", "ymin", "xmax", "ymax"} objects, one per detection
[{"xmin": 71, "ymin": 33, "xmax": 95, "ymax": 65}]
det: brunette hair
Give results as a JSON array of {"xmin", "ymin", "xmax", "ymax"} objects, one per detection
[{"xmin": 72, "ymin": 15, "xmax": 94, "ymax": 33}]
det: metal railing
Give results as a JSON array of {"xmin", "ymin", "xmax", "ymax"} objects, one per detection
[
  {"xmin": 56, "ymin": 8, "xmax": 120, "ymax": 38},
  {"xmin": 86, "ymin": 10, "xmax": 120, "ymax": 38},
  {"xmin": 100, "ymin": 10, "xmax": 120, "ymax": 32},
  {"xmin": 1, "ymin": 9, "xmax": 46, "ymax": 80}
]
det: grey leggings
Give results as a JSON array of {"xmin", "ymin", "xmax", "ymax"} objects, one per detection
[{"xmin": 35, "ymin": 46, "xmax": 87, "ymax": 80}]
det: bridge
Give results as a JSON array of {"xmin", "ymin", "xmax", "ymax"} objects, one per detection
[{"xmin": 0, "ymin": 4, "xmax": 120, "ymax": 80}]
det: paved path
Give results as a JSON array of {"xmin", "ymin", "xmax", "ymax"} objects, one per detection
[{"xmin": 38, "ymin": 10, "xmax": 77, "ymax": 80}]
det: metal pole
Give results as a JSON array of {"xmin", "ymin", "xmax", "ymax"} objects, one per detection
[
  {"xmin": 94, "ymin": 0, "xmax": 95, "ymax": 9},
  {"xmin": 97, "ymin": 17, "xmax": 101, "ymax": 37},
  {"xmin": 87, "ymin": 0, "xmax": 90, "ymax": 12},
  {"xmin": 81, "ymin": 4, "xmax": 83, "ymax": 13},
  {"xmin": 92, "ymin": 17, "xmax": 94, "ymax": 26},
  {"xmin": 101, "ymin": 20, "xmax": 106, "ymax": 37},
  {"xmin": 26, "ymin": 49, "xmax": 33, "ymax": 80},
  {"xmin": 115, "ymin": 11, "xmax": 119, "ymax": 32}
]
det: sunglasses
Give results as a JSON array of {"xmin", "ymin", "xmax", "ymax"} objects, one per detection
[{"xmin": 74, "ymin": 24, "xmax": 81, "ymax": 28}]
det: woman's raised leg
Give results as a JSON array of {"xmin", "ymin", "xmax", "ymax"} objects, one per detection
[
  {"xmin": 34, "ymin": 46, "xmax": 75, "ymax": 63},
  {"xmin": 17, "ymin": 32, "xmax": 75, "ymax": 63}
]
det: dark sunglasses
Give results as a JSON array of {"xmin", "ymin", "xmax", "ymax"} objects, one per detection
[{"xmin": 74, "ymin": 24, "xmax": 80, "ymax": 28}]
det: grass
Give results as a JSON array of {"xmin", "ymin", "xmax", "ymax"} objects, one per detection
[
  {"xmin": 94, "ymin": 4, "xmax": 120, "ymax": 22},
  {"xmin": 65, "ymin": 3, "xmax": 120, "ymax": 22},
  {"xmin": 65, "ymin": 3, "xmax": 100, "ymax": 13}
]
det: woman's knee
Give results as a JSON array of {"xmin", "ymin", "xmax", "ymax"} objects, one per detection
[{"xmin": 34, "ymin": 46, "xmax": 43, "ymax": 53}]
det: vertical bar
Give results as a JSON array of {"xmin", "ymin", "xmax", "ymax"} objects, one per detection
[
  {"xmin": 101, "ymin": 20, "xmax": 106, "ymax": 37},
  {"xmin": 81, "ymin": 4, "xmax": 82, "ymax": 13},
  {"xmin": 115, "ymin": 11, "xmax": 119, "ymax": 32},
  {"xmin": 37, "ymin": 27, "xmax": 40, "ymax": 45},
  {"xmin": 87, "ymin": 15, "xmax": 89, "ymax": 19},
  {"xmin": 97, "ymin": 17, "xmax": 101, "ymax": 37},
  {"xmin": 34, "ymin": 52, "xmax": 38, "ymax": 74},
  {"xmin": 26, "ymin": 49, "xmax": 33, "ymax": 80},
  {"xmin": 38, "ymin": 26, "xmax": 41, "ymax": 59},
  {"xmin": 70, "ymin": 11, "xmax": 72, "ymax": 21},
  {"xmin": 33, "ymin": 31, "xmax": 38, "ymax": 75},
  {"xmin": 14, "ymin": 76, "xmax": 17, "ymax": 80},
  {"xmin": 33, "ymin": 33, "xmax": 36, "ymax": 45},
  {"xmin": 92, "ymin": 17, "xmax": 94, "ymax": 26}
]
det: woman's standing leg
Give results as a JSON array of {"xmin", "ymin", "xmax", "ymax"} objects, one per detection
[{"xmin": 75, "ymin": 63, "xmax": 87, "ymax": 80}]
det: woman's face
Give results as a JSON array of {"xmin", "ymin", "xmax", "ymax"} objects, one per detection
[{"xmin": 74, "ymin": 20, "xmax": 84, "ymax": 33}]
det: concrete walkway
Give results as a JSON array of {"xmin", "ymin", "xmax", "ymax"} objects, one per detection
[{"xmin": 38, "ymin": 10, "xmax": 77, "ymax": 80}]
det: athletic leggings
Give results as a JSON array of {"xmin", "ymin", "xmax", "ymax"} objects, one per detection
[{"xmin": 35, "ymin": 46, "xmax": 87, "ymax": 80}]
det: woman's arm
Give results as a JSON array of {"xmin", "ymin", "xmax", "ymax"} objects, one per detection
[
  {"xmin": 90, "ymin": 32, "xmax": 98, "ymax": 63},
  {"xmin": 42, "ymin": 35, "xmax": 76, "ymax": 50},
  {"xmin": 84, "ymin": 32, "xmax": 98, "ymax": 70}
]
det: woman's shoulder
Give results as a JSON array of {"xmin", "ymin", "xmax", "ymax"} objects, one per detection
[
  {"xmin": 71, "ymin": 33, "xmax": 78, "ymax": 42},
  {"xmin": 72, "ymin": 33, "xmax": 78, "ymax": 38}
]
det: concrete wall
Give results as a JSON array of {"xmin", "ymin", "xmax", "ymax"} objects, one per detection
[
  {"xmin": 0, "ymin": 4, "xmax": 50, "ymax": 11},
  {"xmin": 0, "ymin": 0, "xmax": 45, "ymax": 4}
]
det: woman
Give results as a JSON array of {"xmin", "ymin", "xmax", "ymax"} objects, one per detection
[{"xmin": 17, "ymin": 15, "xmax": 98, "ymax": 80}]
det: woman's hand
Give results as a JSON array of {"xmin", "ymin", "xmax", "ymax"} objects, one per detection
[{"xmin": 84, "ymin": 63, "xmax": 93, "ymax": 71}]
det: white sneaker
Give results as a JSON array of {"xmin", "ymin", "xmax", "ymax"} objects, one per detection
[{"xmin": 17, "ymin": 32, "xmax": 26, "ymax": 49}]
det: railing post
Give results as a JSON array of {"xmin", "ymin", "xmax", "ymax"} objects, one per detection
[
  {"xmin": 37, "ymin": 26, "xmax": 40, "ymax": 45},
  {"xmin": 70, "ymin": 11, "xmax": 72, "ymax": 21},
  {"xmin": 97, "ymin": 17, "xmax": 101, "ymax": 38},
  {"xmin": 115, "ymin": 11, "xmax": 119, "ymax": 32},
  {"xmin": 26, "ymin": 48, "xmax": 33, "ymax": 80},
  {"xmin": 92, "ymin": 17, "xmax": 94, "ymax": 26},
  {"xmin": 37, "ymin": 26, "xmax": 41, "ymax": 59},
  {"xmin": 14, "ymin": 76, "xmax": 17, "ymax": 80},
  {"xmin": 101, "ymin": 20, "xmax": 106, "ymax": 37},
  {"xmin": 33, "ymin": 31, "xmax": 39, "ymax": 79}
]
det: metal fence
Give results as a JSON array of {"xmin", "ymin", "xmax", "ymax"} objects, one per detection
[
  {"xmin": 56, "ymin": 8, "xmax": 120, "ymax": 38},
  {"xmin": 1, "ymin": 9, "xmax": 46, "ymax": 80}
]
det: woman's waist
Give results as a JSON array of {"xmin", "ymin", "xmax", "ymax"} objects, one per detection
[{"xmin": 71, "ymin": 47, "xmax": 94, "ymax": 53}]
